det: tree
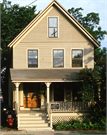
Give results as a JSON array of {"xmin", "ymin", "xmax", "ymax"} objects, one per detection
[
  {"xmin": 1, "ymin": 0, "xmax": 40, "ymax": 103},
  {"xmin": 68, "ymin": 7, "xmax": 106, "ymax": 129},
  {"xmin": 68, "ymin": 7, "xmax": 107, "ymax": 43}
]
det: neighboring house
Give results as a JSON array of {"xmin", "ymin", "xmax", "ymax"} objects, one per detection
[{"xmin": 7, "ymin": 0, "xmax": 100, "ymax": 130}]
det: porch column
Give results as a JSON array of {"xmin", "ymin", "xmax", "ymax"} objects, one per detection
[
  {"xmin": 45, "ymin": 82, "xmax": 51, "ymax": 103},
  {"xmin": 14, "ymin": 82, "xmax": 20, "ymax": 113}
]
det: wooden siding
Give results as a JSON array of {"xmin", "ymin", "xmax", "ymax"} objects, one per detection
[{"xmin": 13, "ymin": 5, "xmax": 94, "ymax": 69}]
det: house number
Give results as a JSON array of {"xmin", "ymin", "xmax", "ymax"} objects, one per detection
[{"xmin": 30, "ymin": 114, "xmax": 36, "ymax": 115}]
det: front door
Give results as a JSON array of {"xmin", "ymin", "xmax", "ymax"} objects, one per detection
[{"xmin": 23, "ymin": 83, "xmax": 40, "ymax": 108}]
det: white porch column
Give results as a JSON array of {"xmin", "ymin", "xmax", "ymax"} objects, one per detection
[
  {"xmin": 45, "ymin": 82, "xmax": 51, "ymax": 103},
  {"xmin": 14, "ymin": 82, "xmax": 20, "ymax": 113}
]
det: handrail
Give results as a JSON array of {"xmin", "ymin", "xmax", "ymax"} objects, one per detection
[{"xmin": 47, "ymin": 103, "xmax": 52, "ymax": 127}]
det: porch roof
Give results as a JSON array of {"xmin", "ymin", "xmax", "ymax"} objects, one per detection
[{"xmin": 10, "ymin": 69, "xmax": 80, "ymax": 82}]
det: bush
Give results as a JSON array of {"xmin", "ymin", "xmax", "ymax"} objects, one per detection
[
  {"xmin": 69, "ymin": 118, "xmax": 80, "ymax": 125},
  {"xmin": 53, "ymin": 117, "xmax": 106, "ymax": 130}
]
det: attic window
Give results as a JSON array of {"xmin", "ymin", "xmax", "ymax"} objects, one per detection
[{"xmin": 49, "ymin": 17, "xmax": 58, "ymax": 38}]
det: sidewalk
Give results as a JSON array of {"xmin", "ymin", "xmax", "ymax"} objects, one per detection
[
  {"xmin": 0, "ymin": 129, "xmax": 106, "ymax": 135},
  {"xmin": 0, "ymin": 130, "xmax": 80, "ymax": 135}
]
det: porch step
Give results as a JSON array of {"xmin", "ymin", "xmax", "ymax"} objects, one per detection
[
  {"xmin": 20, "ymin": 120, "xmax": 47, "ymax": 123},
  {"xmin": 19, "ymin": 116, "xmax": 47, "ymax": 120},
  {"xmin": 18, "ymin": 127, "xmax": 52, "ymax": 130},
  {"xmin": 18, "ymin": 111, "xmax": 52, "ymax": 130},
  {"xmin": 19, "ymin": 113, "xmax": 46, "ymax": 117},
  {"xmin": 19, "ymin": 123, "xmax": 48, "ymax": 127}
]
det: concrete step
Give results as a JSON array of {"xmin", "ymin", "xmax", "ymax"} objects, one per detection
[
  {"xmin": 19, "ymin": 113, "xmax": 46, "ymax": 117},
  {"xmin": 18, "ymin": 127, "xmax": 52, "ymax": 130},
  {"xmin": 19, "ymin": 116, "xmax": 47, "ymax": 120},
  {"xmin": 19, "ymin": 123, "xmax": 49, "ymax": 127},
  {"xmin": 20, "ymin": 120, "xmax": 47, "ymax": 124}
]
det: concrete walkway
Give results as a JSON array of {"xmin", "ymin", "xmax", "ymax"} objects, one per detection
[
  {"xmin": 0, "ymin": 130, "xmax": 80, "ymax": 135},
  {"xmin": 0, "ymin": 129, "xmax": 106, "ymax": 135}
]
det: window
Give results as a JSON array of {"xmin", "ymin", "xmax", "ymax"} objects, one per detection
[
  {"xmin": 72, "ymin": 50, "xmax": 83, "ymax": 67},
  {"xmin": 49, "ymin": 17, "xmax": 58, "ymax": 38},
  {"xmin": 53, "ymin": 49, "xmax": 64, "ymax": 67},
  {"xmin": 28, "ymin": 50, "xmax": 38, "ymax": 67}
]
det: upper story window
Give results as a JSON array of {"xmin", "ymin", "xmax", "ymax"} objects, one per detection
[
  {"xmin": 28, "ymin": 50, "xmax": 38, "ymax": 68},
  {"xmin": 53, "ymin": 49, "xmax": 64, "ymax": 67},
  {"xmin": 49, "ymin": 17, "xmax": 58, "ymax": 38},
  {"xmin": 72, "ymin": 50, "xmax": 83, "ymax": 67}
]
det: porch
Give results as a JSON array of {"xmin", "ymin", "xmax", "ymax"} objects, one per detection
[{"xmin": 12, "ymin": 81, "xmax": 93, "ymax": 129}]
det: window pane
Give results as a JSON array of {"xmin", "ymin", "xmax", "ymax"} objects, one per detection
[
  {"xmin": 49, "ymin": 17, "xmax": 57, "ymax": 27},
  {"xmin": 28, "ymin": 50, "xmax": 38, "ymax": 67},
  {"xmin": 72, "ymin": 60, "xmax": 82, "ymax": 67},
  {"xmin": 49, "ymin": 28, "xmax": 57, "ymax": 37},
  {"xmin": 72, "ymin": 50, "xmax": 83, "ymax": 58},
  {"xmin": 53, "ymin": 50, "xmax": 63, "ymax": 58},
  {"xmin": 28, "ymin": 50, "xmax": 37, "ymax": 58},
  {"xmin": 53, "ymin": 58, "xmax": 64, "ymax": 67}
]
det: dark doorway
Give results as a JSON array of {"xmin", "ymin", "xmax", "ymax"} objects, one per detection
[
  {"xmin": 23, "ymin": 83, "xmax": 40, "ymax": 108},
  {"xmin": 54, "ymin": 83, "xmax": 64, "ymax": 101}
]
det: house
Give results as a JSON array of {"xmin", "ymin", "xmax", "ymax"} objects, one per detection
[{"xmin": 7, "ymin": 0, "xmax": 100, "ymax": 130}]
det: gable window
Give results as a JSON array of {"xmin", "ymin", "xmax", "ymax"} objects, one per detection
[
  {"xmin": 28, "ymin": 50, "xmax": 38, "ymax": 67},
  {"xmin": 49, "ymin": 17, "xmax": 58, "ymax": 38},
  {"xmin": 53, "ymin": 49, "xmax": 64, "ymax": 67},
  {"xmin": 72, "ymin": 50, "xmax": 83, "ymax": 67}
]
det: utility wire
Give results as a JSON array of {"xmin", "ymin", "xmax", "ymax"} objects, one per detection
[{"xmin": 25, "ymin": 0, "xmax": 37, "ymax": 7}]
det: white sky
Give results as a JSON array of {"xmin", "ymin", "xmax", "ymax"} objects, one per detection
[{"xmin": 6, "ymin": 0, "xmax": 107, "ymax": 48}]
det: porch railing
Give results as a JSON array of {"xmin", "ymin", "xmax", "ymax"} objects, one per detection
[{"xmin": 50, "ymin": 101, "xmax": 92, "ymax": 112}]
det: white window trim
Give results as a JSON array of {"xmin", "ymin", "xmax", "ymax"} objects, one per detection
[
  {"xmin": 51, "ymin": 48, "xmax": 65, "ymax": 68},
  {"xmin": 70, "ymin": 48, "xmax": 84, "ymax": 69},
  {"xmin": 47, "ymin": 16, "xmax": 59, "ymax": 38},
  {"xmin": 26, "ymin": 48, "xmax": 39, "ymax": 69}
]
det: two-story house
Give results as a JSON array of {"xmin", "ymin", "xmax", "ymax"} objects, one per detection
[{"xmin": 7, "ymin": 0, "xmax": 100, "ymax": 130}]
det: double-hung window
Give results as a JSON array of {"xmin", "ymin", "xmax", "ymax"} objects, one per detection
[
  {"xmin": 53, "ymin": 49, "xmax": 64, "ymax": 67},
  {"xmin": 28, "ymin": 50, "xmax": 38, "ymax": 67},
  {"xmin": 72, "ymin": 50, "xmax": 83, "ymax": 67},
  {"xmin": 49, "ymin": 17, "xmax": 58, "ymax": 38}
]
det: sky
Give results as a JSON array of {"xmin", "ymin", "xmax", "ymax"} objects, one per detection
[{"xmin": 7, "ymin": 0, "xmax": 107, "ymax": 48}]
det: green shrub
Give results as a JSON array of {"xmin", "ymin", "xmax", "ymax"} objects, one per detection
[
  {"xmin": 66, "ymin": 124, "xmax": 73, "ymax": 130},
  {"xmin": 81, "ymin": 118, "xmax": 92, "ymax": 130},
  {"xmin": 89, "ymin": 122, "xmax": 94, "ymax": 129},
  {"xmin": 54, "ymin": 122, "xmax": 62, "ymax": 130},
  {"xmin": 60, "ymin": 124, "xmax": 67, "ymax": 130},
  {"xmin": 69, "ymin": 118, "xmax": 80, "ymax": 125},
  {"xmin": 82, "ymin": 118, "xmax": 90, "ymax": 125}
]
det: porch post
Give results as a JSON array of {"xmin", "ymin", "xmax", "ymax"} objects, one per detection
[
  {"xmin": 45, "ymin": 82, "xmax": 51, "ymax": 103},
  {"xmin": 14, "ymin": 82, "xmax": 20, "ymax": 113}
]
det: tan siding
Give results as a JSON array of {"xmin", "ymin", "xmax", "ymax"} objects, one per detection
[
  {"xmin": 13, "ymin": 5, "xmax": 94, "ymax": 69},
  {"xmin": 13, "ymin": 42, "xmax": 94, "ymax": 69},
  {"xmin": 20, "ymin": 6, "xmax": 88, "ymax": 43}
]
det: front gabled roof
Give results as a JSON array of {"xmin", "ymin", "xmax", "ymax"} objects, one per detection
[{"xmin": 8, "ymin": 0, "xmax": 101, "ymax": 48}]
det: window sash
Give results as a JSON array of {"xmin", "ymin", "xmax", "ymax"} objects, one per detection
[
  {"xmin": 72, "ymin": 50, "xmax": 83, "ymax": 67},
  {"xmin": 53, "ymin": 50, "xmax": 64, "ymax": 67},
  {"xmin": 28, "ymin": 50, "xmax": 38, "ymax": 68},
  {"xmin": 49, "ymin": 17, "xmax": 58, "ymax": 38}
]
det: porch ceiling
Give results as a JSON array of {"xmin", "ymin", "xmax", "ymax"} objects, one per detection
[{"xmin": 10, "ymin": 69, "xmax": 80, "ymax": 82}]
